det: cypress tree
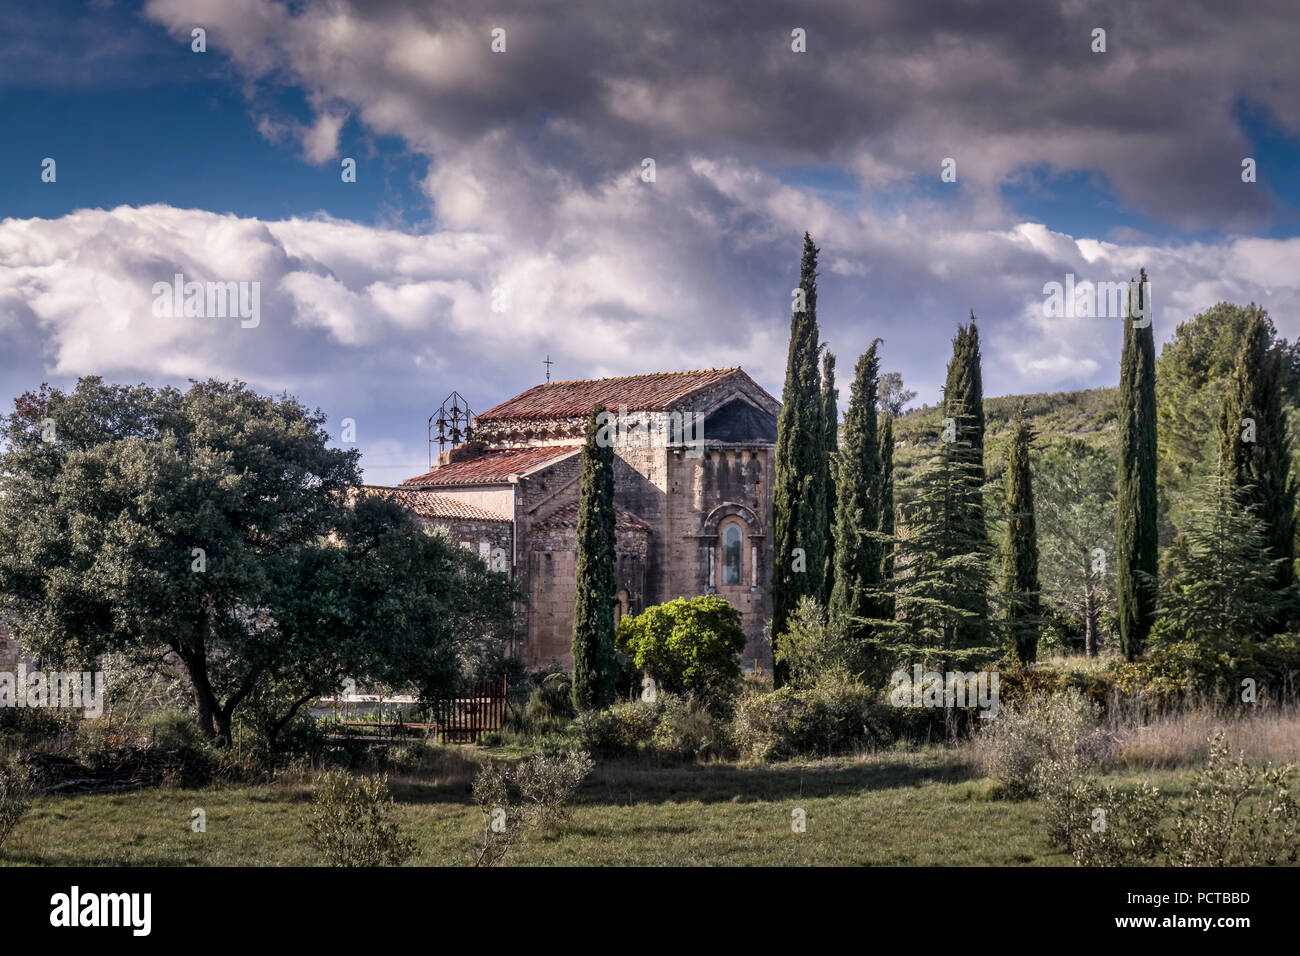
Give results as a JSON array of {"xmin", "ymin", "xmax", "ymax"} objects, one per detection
[
  {"xmin": 999, "ymin": 403, "xmax": 1040, "ymax": 662},
  {"xmin": 1116, "ymin": 268, "xmax": 1159, "ymax": 660},
  {"xmin": 943, "ymin": 314, "xmax": 986, "ymax": 507},
  {"xmin": 771, "ymin": 233, "xmax": 828, "ymax": 686},
  {"xmin": 1217, "ymin": 307, "xmax": 1296, "ymax": 625},
  {"xmin": 829, "ymin": 340, "xmax": 883, "ymax": 661},
  {"xmin": 571, "ymin": 404, "xmax": 618, "ymax": 710},
  {"xmin": 821, "ymin": 350, "xmax": 839, "ymax": 604},
  {"xmin": 876, "ymin": 411, "xmax": 896, "ymax": 623},
  {"xmin": 941, "ymin": 315, "xmax": 989, "ymax": 643}
]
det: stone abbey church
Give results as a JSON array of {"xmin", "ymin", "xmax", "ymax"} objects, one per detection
[{"xmin": 365, "ymin": 368, "xmax": 781, "ymax": 670}]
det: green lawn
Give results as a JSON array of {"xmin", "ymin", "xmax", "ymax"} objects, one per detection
[{"xmin": 2, "ymin": 747, "xmax": 1201, "ymax": 866}]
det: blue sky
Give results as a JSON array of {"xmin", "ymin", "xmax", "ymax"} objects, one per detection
[{"xmin": 3, "ymin": 0, "xmax": 1299, "ymax": 484}]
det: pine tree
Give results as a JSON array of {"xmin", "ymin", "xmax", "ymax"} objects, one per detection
[
  {"xmin": 999, "ymin": 404, "xmax": 1040, "ymax": 662},
  {"xmin": 1036, "ymin": 439, "xmax": 1116, "ymax": 657},
  {"xmin": 771, "ymin": 232, "xmax": 828, "ymax": 687},
  {"xmin": 571, "ymin": 404, "xmax": 618, "ymax": 710},
  {"xmin": 1116, "ymin": 269, "xmax": 1159, "ymax": 660},
  {"xmin": 1217, "ymin": 308, "xmax": 1296, "ymax": 626},
  {"xmin": 941, "ymin": 316, "xmax": 989, "ymax": 644},
  {"xmin": 1159, "ymin": 457, "xmax": 1283, "ymax": 654},
  {"xmin": 821, "ymin": 350, "xmax": 839, "ymax": 604},
  {"xmin": 867, "ymin": 409, "xmax": 996, "ymax": 675},
  {"xmin": 829, "ymin": 340, "xmax": 883, "ymax": 665}
]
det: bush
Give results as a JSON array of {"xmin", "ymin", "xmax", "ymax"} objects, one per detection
[
  {"xmin": 511, "ymin": 749, "xmax": 595, "ymax": 831},
  {"xmin": 0, "ymin": 705, "xmax": 73, "ymax": 749},
  {"xmin": 303, "ymin": 771, "xmax": 417, "ymax": 867},
  {"xmin": 525, "ymin": 672, "xmax": 576, "ymax": 735},
  {"xmin": 773, "ymin": 596, "xmax": 850, "ymax": 690},
  {"xmin": 578, "ymin": 697, "xmax": 666, "ymax": 757},
  {"xmin": 976, "ymin": 689, "xmax": 1109, "ymax": 799},
  {"xmin": 1167, "ymin": 732, "xmax": 1300, "ymax": 865},
  {"xmin": 1071, "ymin": 782, "xmax": 1166, "ymax": 865},
  {"xmin": 615, "ymin": 596, "xmax": 746, "ymax": 715},
  {"xmin": 146, "ymin": 709, "xmax": 204, "ymax": 750},
  {"xmin": 0, "ymin": 758, "xmax": 34, "ymax": 852},
  {"xmin": 651, "ymin": 696, "xmax": 731, "ymax": 761},
  {"xmin": 472, "ymin": 749, "xmax": 594, "ymax": 865},
  {"xmin": 732, "ymin": 674, "xmax": 894, "ymax": 761}
]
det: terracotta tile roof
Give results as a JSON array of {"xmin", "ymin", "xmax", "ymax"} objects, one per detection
[
  {"xmin": 537, "ymin": 500, "xmax": 652, "ymax": 533},
  {"xmin": 476, "ymin": 368, "xmax": 743, "ymax": 422},
  {"xmin": 401, "ymin": 445, "xmax": 579, "ymax": 488},
  {"xmin": 360, "ymin": 486, "xmax": 512, "ymax": 522}
]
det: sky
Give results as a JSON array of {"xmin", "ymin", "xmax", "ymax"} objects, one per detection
[{"xmin": 2, "ymin": 0, "xmax": 1299, "ymax": 484}]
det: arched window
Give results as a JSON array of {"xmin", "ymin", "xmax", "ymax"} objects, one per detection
[{"xmin": 722, "ymin": 523, "xmax": 743, "ymax": 586}]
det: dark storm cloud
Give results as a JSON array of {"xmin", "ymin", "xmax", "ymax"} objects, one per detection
[{"xmin": 150, "ymin": 0, "xmax": 1299, "ymax": 229}]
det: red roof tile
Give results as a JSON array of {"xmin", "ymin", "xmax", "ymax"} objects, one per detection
[
  {"xmin": 364, "ymin": 486, "xmax": 514, "ymax": 522},
  {"xmin": 359, "ymin": 486, "xmax": 512, "ymax": 522},
  {"xmin": 401, "ymin": 445, "xmax": 579, "ymax": 487},
  {"xmin": 537, "ymin": 500, "xmax": 652, "ymax": 533},
  {"xmin": 476, "ymin": 368, "xmax": 743, "ymax": 422}
]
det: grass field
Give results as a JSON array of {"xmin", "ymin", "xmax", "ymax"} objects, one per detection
[{"xmin": 1, "ymin": 746, "xmax": 1205, "ymax": 867}]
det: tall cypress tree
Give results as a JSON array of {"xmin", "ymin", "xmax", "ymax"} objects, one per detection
[
  {"xmin": 829, "ymin": 340, "xmax": 883, "ymax": 662},
  {"xmin": 943, "ymin": 314, "xmax": 986, "ymax": 505},
  {"xmin": 1116, "ymin": 268, "xmax": 1159, "ymax": 660},
  {"xmin": 876, "ymin": 411, "xmax": 896, "ymax": 623},
  {"xmin": 771, "ymin": 232, "xmax": 827, "ymax": 687},
  {"xmin": 1217, "ymin": 308, "xmax": 1296, "ymax": 625},
  {"xmin": 571, "ymin": 404, "xmax": 617, "ymax": 710},
  {"xmin": 821, "ymin": 350, "xmax": 839, "ymax": 604},
  {"xmin": 999, "ymin": 403, "xmax": 1040, "ymax": 662},
  {"xmin": 941, "ymin": 315, "xmax": 989, "ymax": 643}
]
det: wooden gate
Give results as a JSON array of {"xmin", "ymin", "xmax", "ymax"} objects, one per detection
[{"xmin": 433, "ymin": 678, "xmax": 509, "ymax": 744}]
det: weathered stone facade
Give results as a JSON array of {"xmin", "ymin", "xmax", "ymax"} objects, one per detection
[{"xmin": 382, "ymin": 368, "xmax": 780, "ymax": 671}]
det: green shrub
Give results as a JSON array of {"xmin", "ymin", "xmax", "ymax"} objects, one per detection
[
  {"xmin": 578, "ymin": 697, "xmax": 665, "ymax": 757},
  {"xmin": 1167, "ymin": 732, "xmax": 1300, "ymax": 865},
  {"xmin": 0, "ymin": 705, "xmax": 73, "ymax": 749},
  {"xmin": 511, "ymin": 749, "xmax": 595, "ymax": 831},
  {"xmin": 615, "ymin": 596, "xmax": 746, "ymax": 715},
  {"xmin": 0, "ymin": 758, "xmax": 34, "ymax": 852},
  {"xmin": 651, "ymin": 696, "xmax": 731, "ymax": 761},
  {"xmin": 732, "ymin": 674, "xmax": 893, "ymax": 761},
  {"xmin": 303, "ymin": 771, "xmax": 417, "ymax": 867},
  {"xmin": 976, "ymin": 689, "xmax": 1109, "ymax": 799},
  {"xmin": 773, "ymin": 596, "xmax": 851, "ymax": 689},
  {"xmin": 145, "ymin": 709, "xmax": 203, "ymax": 750},
  {"xmin": 1033, "ymin": 752, "xmax": 1106, "ymax": 851},
  {"xmin": 472, "ymin": 749, "xmax": 594, "ymax": 865},
  {"xmin": 526, "ymin": 672, "xmax": 576, "ymax": 735},
  {"xmin": 1071, "ymin": 782, "xmax": 1166, "ymax": 865}
]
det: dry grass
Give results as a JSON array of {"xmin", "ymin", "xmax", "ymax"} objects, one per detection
[{"xmin": 1109, "ymin": 703, "xmax": 1300, "ymax": 770}]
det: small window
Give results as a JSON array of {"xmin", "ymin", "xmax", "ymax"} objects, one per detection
[{"xmin": 722, "ymin": 524, "xmax": 742, "ymax": 586}]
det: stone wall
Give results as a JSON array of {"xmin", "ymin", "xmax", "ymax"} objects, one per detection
[
  {"xmin": 524, "ymin": 522, "xmax": 648, "ymax": 669},
  {"xmin": 418, "ymin": 516, "xmax": 514, "ymax": 571},
  {"xmin": 667, "ymin": 445, "xmax": 776, "ymax": 670}
]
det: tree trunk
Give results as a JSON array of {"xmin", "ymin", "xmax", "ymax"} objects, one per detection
[
  {"xmin": 177, "ymin": 641, "xmax": 220, "ymax": 738},
  {"xmin": 1083, "ymin": 589, "xmax": 1097, "ymax": 657}
]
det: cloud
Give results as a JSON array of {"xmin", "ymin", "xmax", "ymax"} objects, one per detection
[
  {"xmin": 4, "ymin": 199, "xmax": 1300, "ymax": 420},
  {"xmin": 139, "ymin": 0, "xmax": 1300, "ymax": 230}
]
